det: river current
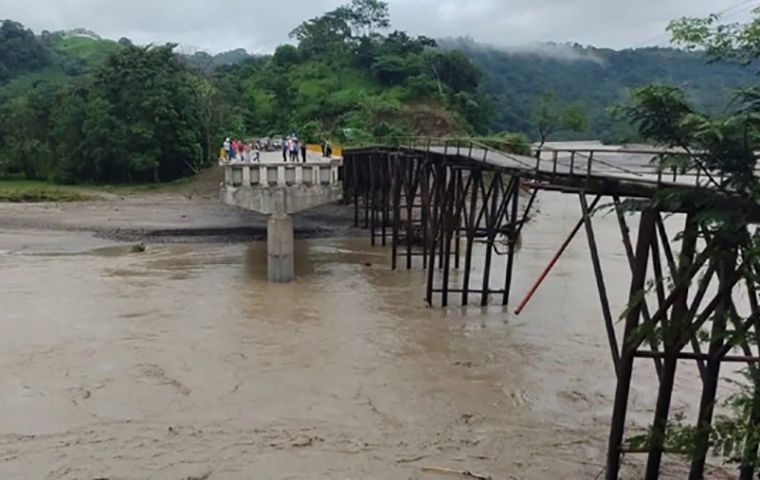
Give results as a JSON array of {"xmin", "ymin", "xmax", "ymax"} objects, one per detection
[{"xmin": 0, "ymin": 192, "xmax": 725, "ymax": 479}]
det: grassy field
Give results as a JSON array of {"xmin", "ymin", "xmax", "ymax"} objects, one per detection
[
  {"xmin": 54, "ymin": 36, "xmax": 121, "ymax": 68},
  {"xmin": 0, "ymin": 181, "xmax": 97, "ymax": 202},
  {"xmin": 0, "ymin": 168, "xmax": 222, "ymax": 203}
]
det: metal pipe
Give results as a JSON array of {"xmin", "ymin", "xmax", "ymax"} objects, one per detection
[{"xmin": 514, "ymin": 194, "xmax": 602, "ymax": 315}]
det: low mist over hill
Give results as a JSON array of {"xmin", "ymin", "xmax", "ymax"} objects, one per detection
[{"xmin": 440, "ymin": 38, "xmax": 756, "ymax": 141}]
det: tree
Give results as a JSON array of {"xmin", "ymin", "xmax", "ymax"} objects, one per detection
[
  {"xmin": 289, "ymin": 0, "xmax": 391, "ymax": 58},
  {"xmin": 616, "ymin": 8, "xmax": 760, "ymax": 477},
  {"xmin": 272, "ymin": 44, "xmax": 300, "ymax": 67},
  {"xmin": 289, "ymin": 6, "xmax": 354, "ymax": 56},
  {"xmin": 192, "ymin": 76, "xmax": 228, "ymax": 168},
  {"xmin": 363, "ymin": 31, "xmax": 435, "ymax": 84},
  {"xmin": 89, "ymin": 44, "xmax": 203, "ymax": 181},
  {"xmin": 533, "ymin": 91, "xmax": 588, "ymax": 147},
  {"xmin": 619, "ymin": 85, "xmax": 693, "ymax": 145},
  {"xmin": 0, "ymin": 20, "xmax": 49, "ymax": 82},
  {"xmin": 44, "ymin": 44, "xmax": 208, "ymax": 183},
  {"xmin": 668, "ymin": 6, "xmax": 760, "ymax": 65},
  {"xmin": 627, "ymin": 7, "xmax": 760, "ymax": 191},
  {"xmin": 346, "ymin": 0, "xmax": 390, "ymax": 38},
  {"xmin": 621, "ymin": 85, "xmax": 758, "ymax": 190},
  {"xmin": 431, "ymin": 50, "xmax": 480, "ymax": 94},
  {"xmin": 0, "ymin": 14, "xmax": 488, "ymax": 184}
]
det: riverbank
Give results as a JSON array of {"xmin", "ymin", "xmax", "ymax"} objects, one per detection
[
  {"xmin": 0, "ymin": 171, "xmax": 215, "ymax": 202},
  {"xmin": 0, "ymin": 181, "xmax": 97, "ymax": 202},
  {"xmin": 0, "ymin": 195, "xmax": 360, "ymax": 243},
  {"xmin": 0, "ymin": 168, "xmax": 361, "ymax": 243}
]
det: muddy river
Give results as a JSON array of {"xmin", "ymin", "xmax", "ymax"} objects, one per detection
[{"xmin": 0, "ymin": 192, "xmax": 730, "ymax": 479}]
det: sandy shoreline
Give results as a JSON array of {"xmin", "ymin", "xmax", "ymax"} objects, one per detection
[{"xmin": 0, "ymin": 193, "xmax": 361, "ymax": 243}]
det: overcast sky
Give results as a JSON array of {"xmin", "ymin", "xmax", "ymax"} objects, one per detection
[{"xmin": 0, "ymin": 0, "xmax": 755, "ymax": 53}]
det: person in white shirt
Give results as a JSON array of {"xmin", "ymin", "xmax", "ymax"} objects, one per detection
[{"xmin": 223, "ymin": 138, "xmax": 231, "ymax": 161}]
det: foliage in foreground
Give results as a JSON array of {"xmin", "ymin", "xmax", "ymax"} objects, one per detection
[{"xmin": 618, "ymin": 6, "xmax": 760, "ymax": 474}]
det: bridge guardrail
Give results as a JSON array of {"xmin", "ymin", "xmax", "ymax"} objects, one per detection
[
  {"xmin": 344, "ymin": 136, "xmax": 751, "ymax": 190},
  {"xmin": 222, "ymin": 162, "xmax": 340, "ymax": 188}
]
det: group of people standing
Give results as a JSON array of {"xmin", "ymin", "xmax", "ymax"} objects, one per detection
[
  {"xmin": 282, "ymin": 135, "xmax": 307, "ymax": 163},
  {"xmin": 221, "ymin": 135, "xmax": 335, "ymax": 163},
  {"xmin": 221, "ymin": 138, "xmax": 260, "ymax": 163}
]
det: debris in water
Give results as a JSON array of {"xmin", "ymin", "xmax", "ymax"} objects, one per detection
[
  {"xmin": 396, "ymin": 455, "xmax": 426, "ymax": 464},
  {"xmin": 131, "ymin": 243, "xmax": 146, "ymax": 253},
  {"xmin": 291, "ymin": 435, "xmax": 323, "ymax": 447},
  {"xmin": 421, "ymin": 467, "xmax": 493, "ymax": 480}
]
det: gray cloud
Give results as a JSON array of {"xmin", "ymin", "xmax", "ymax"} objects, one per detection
[{"xmin": 0, "ymin": 0, "xmax": 754, "ymax": 53}]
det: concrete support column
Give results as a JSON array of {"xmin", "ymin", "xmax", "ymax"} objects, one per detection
[
  {"xmin": 267, "ymin": 213, "xmax": 294, "ymax": 283},
  {"xmin": 277, "ymin": 166, "xmax": 286, "ymax": 186},
  {"xmin": 242, "ymin": 166, "xmax": 251, "ymax": 186},
  {"xmin": 225, "ymin": 166, "xmax": 232, "ymax": 185}
]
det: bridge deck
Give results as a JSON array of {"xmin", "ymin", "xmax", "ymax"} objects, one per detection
[
  {"xmin": 345, "ymin": 140, "xmax": 760, "ymax": 218},
  {"xmin": 347, "ymin": 142, "xmax": 742, "ymax": 196}
]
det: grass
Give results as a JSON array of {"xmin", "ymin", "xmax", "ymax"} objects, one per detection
[
  {"xmin": 0, "ymin": 167, "xmax": 223, "ymax": 202},
  {"xmin": 0, "ymin": 179, "xmax": 192, "ymax": 202},
  {"xmin": 54, "ymin": 36, "xmax": 121, "ymax": 68},
  {"xmin": 0, "ymin": 181, "xmax": 96, "ymax": 202}
]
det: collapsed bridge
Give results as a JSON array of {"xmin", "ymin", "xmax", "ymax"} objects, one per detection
[
  {"xmin": 221, "ymin": 137, "xmax": 760, "ymax": 478},
  {"xmin": 341, "ymin": 138, "xmax": 760, "ymax": 480}
]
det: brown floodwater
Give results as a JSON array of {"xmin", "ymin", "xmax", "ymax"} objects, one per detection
[{"xmin": 0, "ymin": 193, "xmax": 736, "ymax": 479}]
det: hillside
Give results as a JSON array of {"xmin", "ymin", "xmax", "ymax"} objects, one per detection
[
  {"xmin": 182, "ymin": 48, "xmax": 253, "ymax": 74},
  {"xmin": 0, "ymin": 3, "xmax": 482, "ymax": 183},
  {"xmin": 0, "ymin": 26, "xmax": 121, "ymax": 100},
  {"xmin": 214, "ymin": 39, "xmax": 480, "ymax": 141},
  {"xmin": 440, "ymin": 38, "xmax": 758, "ymax": 141},
  {"xmin": 0, "ymin": 3, "xmax": 757, "ymax": 184}
]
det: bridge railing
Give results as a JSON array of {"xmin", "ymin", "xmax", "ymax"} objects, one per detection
[
  {"xmin": 533, "ymin": 147, "xmax": 747, "ymax": 189},
  {"xmin": 346, "ymin": 136, "xmax": 756, "ymax": 190},
  {"xmin": 345, "ymin": 135, "xmax": 520, "ymax": 164},
  {"xmin": 223, "ymin": 162, "xmax": 341, "ymax": 188}
]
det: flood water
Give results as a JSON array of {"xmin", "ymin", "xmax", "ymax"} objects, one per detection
[{"xmin": 0, "ymin": 192, "xmax": 731, "ymax": 479}]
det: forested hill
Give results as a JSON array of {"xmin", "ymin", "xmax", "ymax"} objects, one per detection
[
  {"xmin": 0, "ymin": 2, "xmax": 756, "ymax": 185},
  {"xmin": 440, "ymin": 38, "xmax": 758, "ymax": 141},
  {"xmin": 0, "ymin": 3, "xmax": 483, "ymax": 184}
]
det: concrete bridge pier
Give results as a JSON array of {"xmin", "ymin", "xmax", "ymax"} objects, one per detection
[
  {"xmin": 220, "ymin": 159, "xmax": 343, "ymax": 283},
  {"xmin": 267, "ymin": 212, "xmax": 294, "ymax": 283}
]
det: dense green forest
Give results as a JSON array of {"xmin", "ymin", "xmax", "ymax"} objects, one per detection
[
  {"xmin": 440, "ymin": 38, "xmax": 758, "ymax": 142},
  {"xmin": 0, "ymin": 0, "xmax": 754, "ymax": 184},
  {"xmin": 0, "ymin": 0, "xmax": 483, "ymax": 183}
]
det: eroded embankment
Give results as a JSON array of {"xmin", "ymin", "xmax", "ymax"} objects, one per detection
[{"xmin": 0, "ymin": 194, "xmax": 361, "ymax": 243}]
